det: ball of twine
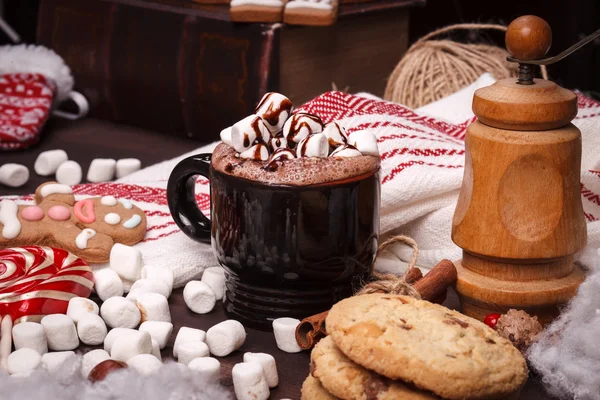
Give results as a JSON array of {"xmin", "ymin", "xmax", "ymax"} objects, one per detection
[{"xmin": 384, "ymin": 23, "xmax": 548, "ymax": 109}]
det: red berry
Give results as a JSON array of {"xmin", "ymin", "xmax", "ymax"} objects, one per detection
[{"xmin": 484, "ymin": 313, "xmax": 501, "ymax": 329}]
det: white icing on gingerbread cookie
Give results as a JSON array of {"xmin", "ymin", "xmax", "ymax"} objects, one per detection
[
  {"xmin": 104, "ymin": 213, "xmax": 121, "ymax": 225},
  {"xmin": 118, "ymin": 199, "xmax": 133, "ymax": 209},
  {"xmin": 0, "ymin": 200, "xmax": 21, "ymax": 239},
  {"xmin": 286, "ymin": 0, "xmax": 333, "ymax": 9},
  {"xmin": 75, "ymin": 228, "xmax": 96, "ymax": 249},
  {"xmin": 100, "ymin": 196, "xmax": 118, "ymax": 206},
  {"xmin": 123, "ymin": 214, "xmax": 142, "ymax": 229},
  {"xmin": 40, "ymin": 183, "xmax": 73, "ymax": 198}
]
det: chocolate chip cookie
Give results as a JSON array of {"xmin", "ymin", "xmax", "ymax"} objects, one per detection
[
  {"xmin": 326, "ymin": 294, "xmax": 528, "ymax": 399},
  {"xmin": 301, "ymin": 375, "xmax": 339, "ymax": 400},
  {"xmin": 311, "ymin": 335, "xmax": 439, "ymax": 400}
]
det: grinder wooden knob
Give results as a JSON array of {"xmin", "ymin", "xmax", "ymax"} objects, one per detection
[{"xmin": 506, "ymin": 15, "xmax": 552, "ymax": 61}]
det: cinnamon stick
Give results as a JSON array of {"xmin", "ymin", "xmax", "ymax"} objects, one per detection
[
  {"xmin": 295, "ymin": 310, "xmax": 329, "ymax": 351},
  {"xmin": 413, "ymin": 259, "xmax": 457, "ymax": 303}
]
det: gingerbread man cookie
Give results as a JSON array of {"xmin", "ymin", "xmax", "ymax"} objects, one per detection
[{"xmin": 0, "ymin": 182, "xmax": 147, "ymax": 263}]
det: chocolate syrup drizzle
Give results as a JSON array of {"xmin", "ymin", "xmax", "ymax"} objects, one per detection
[
  {"xmin": 286, "ymin": 113, "xmax": 324, "ymax": 143},
  {"xmin": 255, "ymin": 93, "xmax": 293, "ymax": 128}
]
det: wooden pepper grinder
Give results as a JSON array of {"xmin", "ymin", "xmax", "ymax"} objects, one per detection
[{"xmin": 452, "ymin": 16, "xmax": 600, "ymax": 324}]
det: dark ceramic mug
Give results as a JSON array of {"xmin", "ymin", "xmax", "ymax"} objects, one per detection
[{"xmin": 167, "ymin": 153, "xmax": 380, "ymax": 330}]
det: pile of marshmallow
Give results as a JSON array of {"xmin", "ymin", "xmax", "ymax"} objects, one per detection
[
  {"xmin": 0, "ymin": 149, "xmax": 141, "ymax": 188},
  {"xmin": 220, "ymin": 92, "xmax": 379, "ymax": 164}
]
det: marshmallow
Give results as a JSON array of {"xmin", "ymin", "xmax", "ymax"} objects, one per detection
[
  {"xmin": 87, "ymin": 158, "xmax": 116, "ymax": 182},
  {"xmin": 141, "ymin": 265, "xmax": 174, "ymax": 296},
  {"xmin": 111, "ymin": 330, "xmax": 152, "ymax": 362},
  {"xmin": 255, "ymin": 92, "xmax": 293, "ymax": 134},
  {"xmin": 272, "ymin": 317, "xmax": 302, "ymax": 353},
  {"xmin": 178, "ymin": 341, "xmax": 210, "ymax": 366},
  {"xmin": 330, "ymin": 144, "xmax": 362, "ymax": 158},
  {"xmin": 231, "ymin": 114, "xmax": 270, "ymax": 153},
  {"xmin": 296, "ymin": 133, "xmax": 329, "ymax": 158},
  {"xmin": 282, "ymin": 112, "xmax": 324, "ymax": 144},
  {"xmin": 136, "ymin": 292, "xmax": 171, "ymax": 323},
  {"xmin": 41, "ymin": 351, "xmax": 75, "ymax": 374},
  {"xmin": 77, "ymin": 314, "xmax": 108, "ymax": 345},
  {"xmin": 183, "ymin": 281, "xmax": 216, "ymax": 314},
  {"xmin": 40, "ymin": 314, "xmax": 79, "ymax": 351},
  {"xmin": 126, "ymin": 279, "xmax": 171, "ymax": 302},
  {"xmin": 0, "ymin": 163, "xmax": 29, "ymax": 187},
  {"xmin": 349, "ymin": 130, "xmax": 379, "ymax": 156},
  {"xmin": 101, "ymin": 296, "xmax": 141, "ymax": 328},
  {"xmin": 322, "ymin": 122, "xmax": 348, "ymax": 147},
  {"xmin": 34, "ymin": 149, "xmax": 68, "ymax": 176},
  {"xmin": 127, "ymin": 353, "xmax": 162, "ymax": 375},
  {"xmin": 265, "ymin": 148, "xmax": 296, "ymax": 170},
  {"xmin": 232, "ymin": 362, "xmax": 270, "ymax": 400},
  {"xmin": 239, "ymin": 143, "xmax": 270, "ymax": 161},
  {"xmin": 12, "ymin": 322, "xmax": 47, "ymax": 355},
  {"xmin": 1, "ymin": 315, "xmax": 12, "ymax": 372},
  {"xmin": 66, "ymin": 297, "xmax": 100, "ymax": 324},
  {"xmin": 151, "ymin": 339, "xmax": 162, "ymax": 361},
  {"xmin": 55, "ymin": 160, "xmax": 82, "ymax": 185},
  {"xmin": 139, "ymin": 321, "xmax": 173, "ymax": 350},
  {"xmin": 201, "ymin": 267, "xmax": 226, "ymax": 301},
  {"xmin": 173, "ymin": 327, "xmax": 206, "ymax": 358},
  {"xmin": 7, "ymin": 348, "xmax": 42, "ymax": 374},
  {"xmin": 81, "ymin": 349, "xmax": 110, "ymax": 378},
  {"xmin": 110, "ymin": 243, "xmax": 144, "ymax": 281},
  {"xmin": 269, "ymin": 136, "xmax": 288, "ymax": 151},
  {"xmin": 115, "ymin": 158, "xmax": 141, "ymax": 179},
  {"xmin": 243, "ymin": 352, "xmax": 278, "ymax": 388},
  {"xmin": 206, "ymin": 320, "xmax": 246, "ymax": 357},
  {"xmin": 220, "ymin": 126, "xmax": 233, "ymax": 146},
  {"xmin": 188, "ymin": 357, "xmax": 220, "ymax": 381},
  {"xmin": 93, "ymin": 268, "xmax": 124, "ymax": 301},
  {"xmin": 103, "ymin": 328, "xmax": 138, "ymax": 353}
]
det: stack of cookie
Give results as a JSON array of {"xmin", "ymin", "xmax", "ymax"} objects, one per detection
[{"xmin": 303, "ymin": 294, "xmax": 529, "ymax": 399}]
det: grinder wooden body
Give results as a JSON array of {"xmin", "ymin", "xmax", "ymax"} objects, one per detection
[{"xmin": 452, "ymin": 77, "xmax": 587, "ymax": 324}]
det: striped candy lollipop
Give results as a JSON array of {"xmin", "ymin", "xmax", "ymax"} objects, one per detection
[{"xmin": 0, "ymin": 246, "xmax": 94, "ymax": 324}]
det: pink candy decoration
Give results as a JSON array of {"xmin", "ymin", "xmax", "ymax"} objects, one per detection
[
  {"xmin": 21, "ymin": 206, "xmax": 44, "ymax": 221},
  {"xmin": 47, "ymin": 206, "xmax": 70, "ymax": 221}
]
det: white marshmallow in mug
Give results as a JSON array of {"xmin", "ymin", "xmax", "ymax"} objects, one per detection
[
  {"xmin": 183, "ymin": 281, "xmax": 216, "ymax": 314},
  {"xmin": 81, "ymin": 349, "xmax": 110, "ymax": 378},
  {"xmin": 173, "ymin": 327, "xmax": 206, "ymax": 358},
  {"xmin": 136, "ymin": 292, "xmax": 171, "ymax": 323},
  {"xmin": 101, "ymin": 296, "xmax": 141, "ymax": 329},
  {"xmin": 178, "ymin": 341, "xmax": 210, "ymax": 366},
  {"xmin": 126, "ymin": 278, "xmax": 171, "ymax": 302},
  {"xmin": 55, "ymin": 160, "xmax": 82, "ymax": 185},
  {"xmin": 93, "ymin": 268, "xmax": 124, "ymax": 301},
  {"xmin": 110, "ymin": 243, "xmax": 144, "ymax": 282},
  {"xmin": 41, "ymin": 351, "xmax": 75, "ymax": 374},
  {"xmin": 266, "ymin": 148, "xmax": 295, "ymax": 168},
  {"xmin": 103, "ymin": 328, "xmax": 138, "ymax": 353},
  {"xmin": 272, "ymin": 317, "xmax": 302, "ymax": 353},
  {"xmin": 330, "ymin": 144, "xmax": 362, "ymax": 158},
  {"xmin": 188, "ymin": 357, "xmax": 220, "ymax": 381},
  {"xmin": 151, "ymin": 339, "xmax": 162, "ymax": 361},
  {"xmin": 141, "ymin": 265, "xmax": 174, "ymax": 296},
  {"xmin": 128, "ymin": 353, "xmax": 163, "ymax": 375},
  {"xmin": 269, "ymin": 136, "xmax": 288, "ymax": 151},
  {"xmin": 40, "ymin": 314, "xmax": 79, "ymax": 351},
  {"xmin": 206, "ymin": 320, "xmax": 246, "ymax": 357},
  {"xmin": 77, "ymin": 314, "xmax": 108, "ymax": 346},
  {"xmin": 139, "ymin": 321, "xmax": 173, "ymax": 350},
  {"xmin": 322, "ymin": 122, "xmax": 348, "ymax": 147},
  {"xmin": 111, "ymin": 330, "xmax": 152, "ymax": 362},
  {"xmin": 0, "ymin": 163, "xmax": 29, "ymax": 187},
  {"xmin": 12, "ymin": 322, "xmax": 47, "ymax": 355},
  {"xmin": 87, "ymin": 158, "xmax": 117, "ymax": 182},
  {"xmin": 282, "ymin": 112, "xmax": 324, "ymax": 144},
  {"xmin": 255, "ymin": 92, "xmax": 293, "ymax": 134},
  {"xmin": 116, "ymin": 158, "xmax": 141, "ymax": 179},
  {"xmin": 201, "ymin": 267, "xmax": 226, "ymax": 301},
  {"xmin": 349, "ymin": 131, "xmax": 379, "ymax": 156},
  {"xmin": 34, "ymin": 149, "xmax": 68, "ymax": 176},
  {"xmin": 220, "ymin": 126, "xmax": 233, "ymax": 147},
  {"xmin": 232, "ymin": 362, "xmax": 270, "ymax": 400},
  {"xmin": 239, "ymin": 143, "xmax": 270, "ymax": 161},
  {"xmin": 296, "ymin": 133, "xmax": 329, "ymax": 158},
  {"xmin": 243, "ymin": 352, "xmax": 278, "ymax": 388},
  {"xmin": 231, "ymin": 114, "xmax": 270, "ymax": 153},
  {"xmin": 66, "ymin": 297, "xmax": 99, "ymax": 324},
  {"xmin": 7, "ymin": 348, "xmax": 42, "ymax": 374}
]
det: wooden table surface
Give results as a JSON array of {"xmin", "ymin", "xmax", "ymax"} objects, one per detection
[{"xmin": 1, "ymin": 118, "xmax": 554, "ymax": 399}]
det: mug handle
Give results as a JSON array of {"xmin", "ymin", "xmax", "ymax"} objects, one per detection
[{"xmin": 167, "ymin": 154, "xmax": 212, "ymax": 244}]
